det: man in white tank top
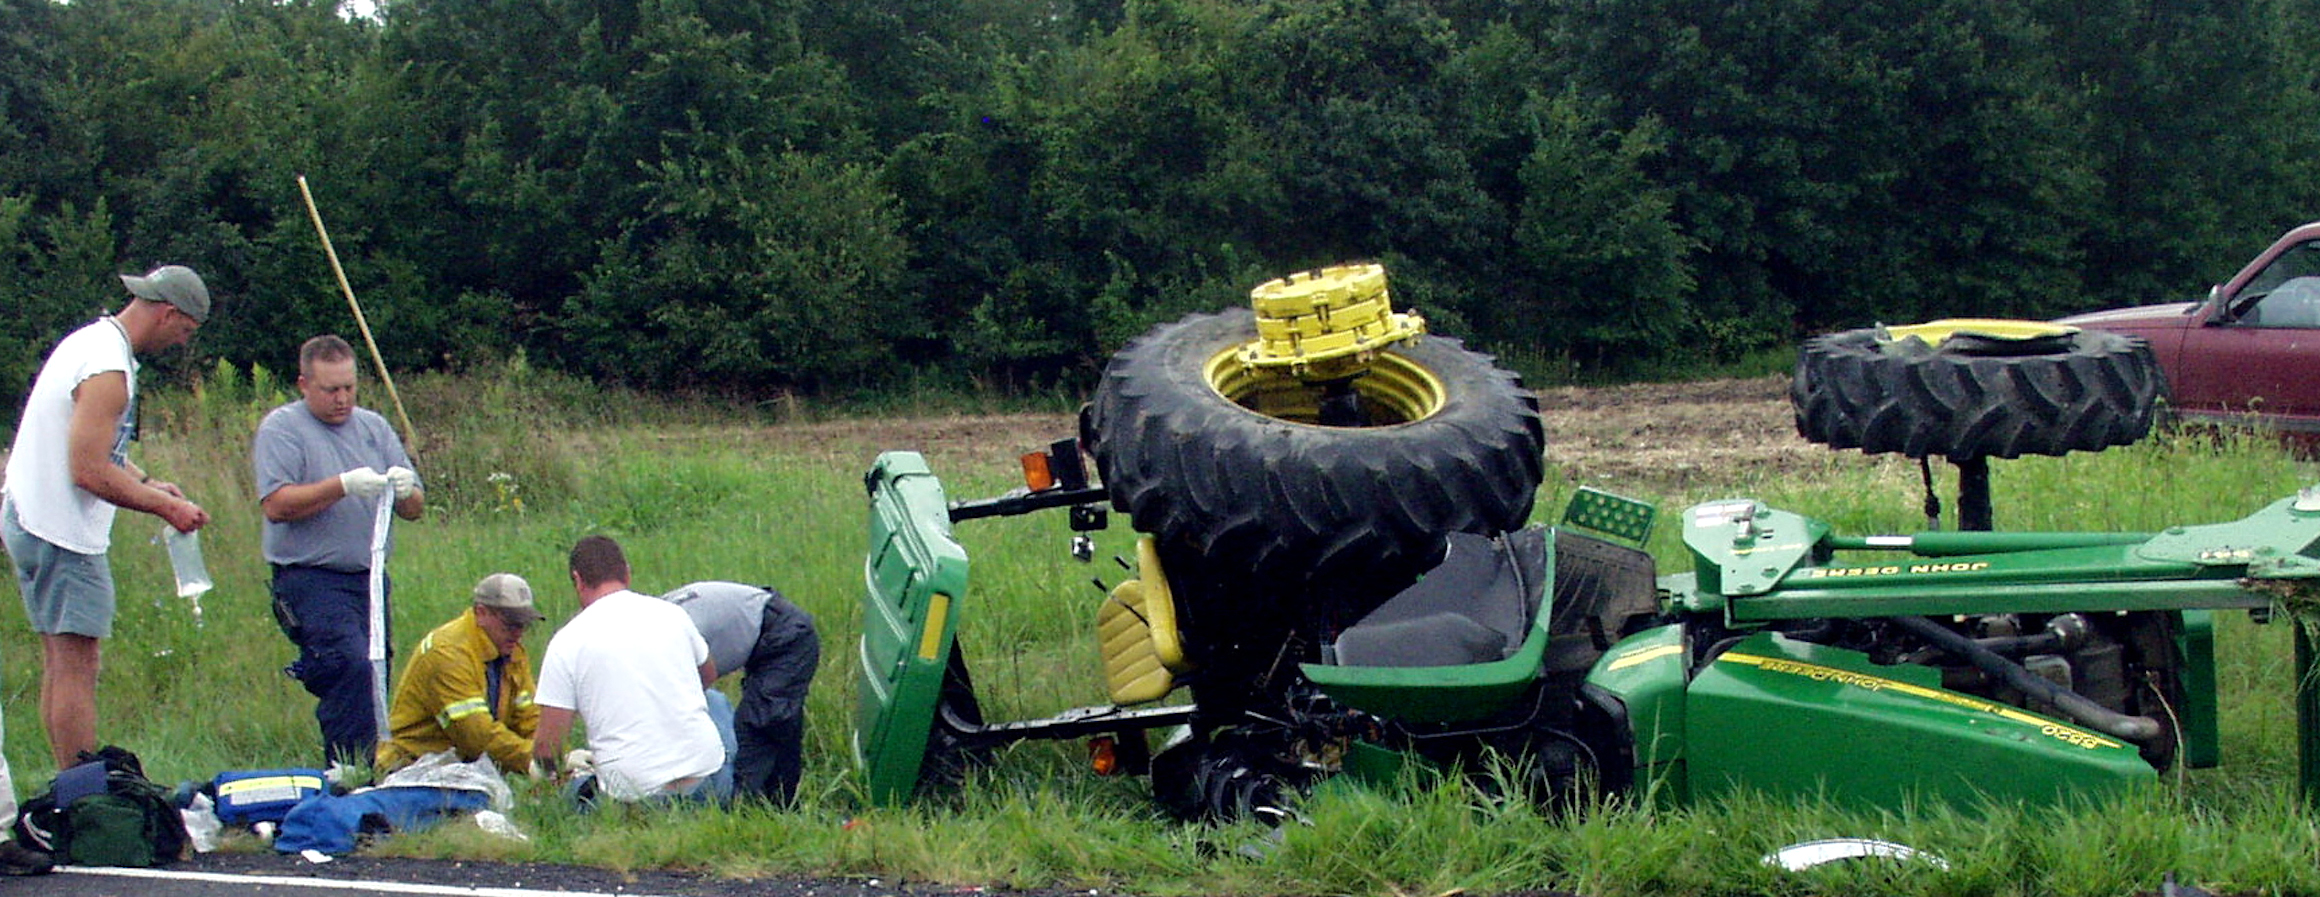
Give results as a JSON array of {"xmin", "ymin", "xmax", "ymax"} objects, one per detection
[{"xmin": 0, "ymin": 265, "xmax": 215, "ymax": 874}]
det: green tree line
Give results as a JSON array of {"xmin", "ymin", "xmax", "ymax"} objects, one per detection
[{"xmin": 3, "ymin": 0, "xmax": 2314, "ymax": 412}]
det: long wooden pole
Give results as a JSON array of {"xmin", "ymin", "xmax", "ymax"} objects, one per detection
[{"xmin": 295, "ymin": 174, "xmax": 419, "ymax": 449}]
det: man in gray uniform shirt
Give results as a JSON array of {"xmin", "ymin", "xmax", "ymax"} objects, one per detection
[
  {"xmin": 660, "ymin": 581, "xmax": 819, "ymax": 805},
  {"xmin": 254, "ymin": 335, "xmax": 425, "ymax": 767}
]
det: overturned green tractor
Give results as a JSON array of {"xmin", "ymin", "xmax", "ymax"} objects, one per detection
[{"xmin": 855, "ymin": 266, "xmax": 2320, "ymax": 820}]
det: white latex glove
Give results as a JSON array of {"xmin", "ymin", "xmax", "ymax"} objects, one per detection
[
  {"xmin": 339, "ymin": 467, "xmax": 389, "ymax": 499},
  {"xmin": 384, "ymin": 466, "xmax": 419, "ymax": 499}
]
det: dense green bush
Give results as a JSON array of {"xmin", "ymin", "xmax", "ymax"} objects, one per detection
[{"xmin": 2, "ymin": 0, "xmax": 2314, "ymax": 422}]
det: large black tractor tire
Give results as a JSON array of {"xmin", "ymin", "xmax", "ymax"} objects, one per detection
[
  {"xmin": 1085, "ymin": 310, "xmax": 1545, "ymax": 619},
  {"xmin": 1791, "ymin": 327, "xmax": 2163, "ymax": 459}
]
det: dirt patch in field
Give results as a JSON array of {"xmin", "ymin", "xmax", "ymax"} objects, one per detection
[
  {"xmin": 1535, "ymin": 374, "xmax": 1841, "ymax": 493},
  {"xmin": 732, "ymin": 373, "xmax": 1845, "ymax": 497}
]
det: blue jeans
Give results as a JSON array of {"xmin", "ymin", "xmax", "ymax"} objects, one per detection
[{"xmin": 704, "ymin": 688, "xmax": 738, "ymax": 801}]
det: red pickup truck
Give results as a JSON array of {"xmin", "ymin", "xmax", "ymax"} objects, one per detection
[{"xmin": 2060, "ymin": 221, "xmax": 2320, "ymax": 434}]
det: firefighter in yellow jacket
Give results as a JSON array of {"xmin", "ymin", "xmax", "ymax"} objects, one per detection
[{"xmin": 375, "ymin": 573, "xmax": 544, "ymax": 775}]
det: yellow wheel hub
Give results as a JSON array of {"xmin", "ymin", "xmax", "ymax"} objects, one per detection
[
  {"xmin": 1208, "ymin": 264, "xmax": 1443, "ymax": 426},
  {"xmin": 1237, "ymin": 263, "xmax": 1426, "ymax": 381}
]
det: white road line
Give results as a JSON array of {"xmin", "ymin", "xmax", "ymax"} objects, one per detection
[{"xmin": 60, "ymin": 865, "xmax": 681, "ymax": 897}]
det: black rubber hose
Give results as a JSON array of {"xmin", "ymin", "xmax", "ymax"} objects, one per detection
[
  {"xmin": 1886, "ymin": 615, "xmax": 2163, "ymax": 743},
  {"xmin": 1970, "ymin": 632, "xmax": 2069, "ymax": 657}
]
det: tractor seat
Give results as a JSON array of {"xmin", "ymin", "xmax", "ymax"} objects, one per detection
[
  {"xmin": 1332, "ymin": 527, "xmax": 1547, "ymax": 668},
  {"xmin": 1098, "ymin": 537, "xmax": 1191, "ymax": 705}
]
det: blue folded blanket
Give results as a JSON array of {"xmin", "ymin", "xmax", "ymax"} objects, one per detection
[{"xmin": 273, "ymin": 787, "xmax": 490, "ymax": 855}]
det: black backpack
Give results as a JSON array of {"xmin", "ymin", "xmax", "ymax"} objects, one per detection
[{"xmin": 13, "ymin": 746, "xmax": 188, "ymax": 867}]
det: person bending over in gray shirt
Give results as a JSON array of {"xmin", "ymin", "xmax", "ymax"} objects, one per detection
[{"xmin": 661, "ymin": 581, "xmax": 819, "ymax": 805}]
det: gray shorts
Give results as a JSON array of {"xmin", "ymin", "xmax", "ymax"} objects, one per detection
[{"xmin": 1, "ymin": 496, "xmax": 115, "ymax": 638}]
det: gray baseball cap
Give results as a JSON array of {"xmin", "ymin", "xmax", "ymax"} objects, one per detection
[
  {"xmin": 120, "ymin": 265, "xmax": 211, "ymax": 323},
  {"xmin": 473, "ymin": 572, "xmax": 544, "ymax": 625}
]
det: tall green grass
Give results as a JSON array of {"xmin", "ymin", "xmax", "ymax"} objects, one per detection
[{"xmin": 4, "ymin": 367, "xmax": 2318, "ymax": 896}]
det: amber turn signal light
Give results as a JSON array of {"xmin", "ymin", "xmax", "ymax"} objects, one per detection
[
  {"xmin": 1088, "ymin": 737, "xmax": 1122, "ymax": 776},
  {"xmin": 1021, "ymin": 451, "xmax": 1055, "ymax": 491}
]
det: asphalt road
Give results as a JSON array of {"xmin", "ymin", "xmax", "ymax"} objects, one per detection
[{"xmin": 2, "ymin": 854, "xmax": 996, "ymax": 897}]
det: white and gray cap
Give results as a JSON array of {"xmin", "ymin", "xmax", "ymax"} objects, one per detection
[
  {"xmin": 120, "ymin": 265, "xmax": 211, "ymax": 323},
  {"xmin": 472, "ymin": 572, "xmax": 544, "ymax": 625}
]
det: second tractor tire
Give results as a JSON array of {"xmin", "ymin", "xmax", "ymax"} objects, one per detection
[{"xmin": 1791, "ymin": 326, "xmax": 2164, "ymax": 459}]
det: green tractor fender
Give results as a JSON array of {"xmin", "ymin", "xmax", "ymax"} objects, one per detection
[
  {"xmin": 855, "ymin": 451, "xmax": 970, "ymax": 805},
  {"xmin": 1682, "ymin": 632, "xmax": 2156, "ymax": 811},
  {"xmin": 1583, "ymin": 624, "xmax": 1692, "ymax": 806}
]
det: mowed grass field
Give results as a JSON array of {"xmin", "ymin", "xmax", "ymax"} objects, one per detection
[{"xmin": 5, "ymin": 360, "xmax": 2320, "ymax": 896}]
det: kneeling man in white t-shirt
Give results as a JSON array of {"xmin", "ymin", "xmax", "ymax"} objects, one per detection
[{"xmin": 533, "ymin": 535, "xmax": 735, "ymax": 805}]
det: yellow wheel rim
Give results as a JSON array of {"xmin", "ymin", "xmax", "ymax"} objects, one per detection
[
  {"xmin": 1882, "ymin": 318, "xmax": 2077, "ymax": 346},
  {"xmin": 1204, "ymin": 345, "xmax": 1447, "ymax": 426}
]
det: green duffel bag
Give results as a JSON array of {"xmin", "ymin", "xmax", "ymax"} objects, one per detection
[{"xmin": 13, "ymin": 746, "xmax": 188, "ymax": 867}]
